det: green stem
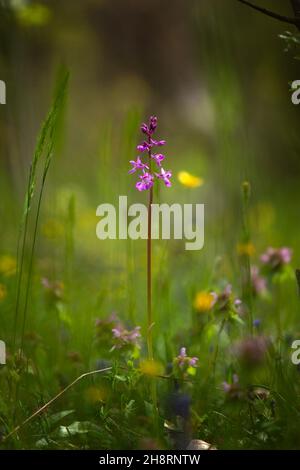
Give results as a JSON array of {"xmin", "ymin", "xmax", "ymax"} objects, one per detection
[
  {"xmin": 12, "ymin": 211, "xmax": 28, "ymax": 352},
  {"xmin": 147, "ymin": 137, "xmax": 153, "ymax": 361},
  {"xmin": 241, "ymin": 182, "xmax": 253, "ymax": 335},
  {"xmin": 212, "ymin": 318, "xmax": 226, "ymax": 377},
  {"xmin": 147, "ymin": 136, "xmax": 158, "ymax": 431},
  {"xmin": 147, "ymin": 186, "xmax": 153, "ymax": 360},
  {"xmin": 20, "ymin": 177, "xmax": 46, "ymax": 354}
]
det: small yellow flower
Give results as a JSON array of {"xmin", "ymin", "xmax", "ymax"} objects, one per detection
[
  {"xmin": 237, "ymin": 242, "xmax": 255, "ymax": 257},
  {"xmin": 0, "ymin": 283, "xmax": 7, "ymax": 301},
  {"xmin": 193, "ymin": 291, "xmax": 215, "ymax": 313},
  {"xmin": 178, "ymin": 171, "xmax": 204, "ymax": 189},
  {"xmin": 140, "ymin": 360, "xmax": 163, "ymax": 377},
  {"xmin": 0, "ymin": 255, "xmax": 16, "ymax": 276},
  {"xmin": 85, "ymin": 386, "xmax": 108, "ymax": 404}
]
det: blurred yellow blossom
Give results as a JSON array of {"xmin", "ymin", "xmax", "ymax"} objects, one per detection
[
  {"xmin": 0, "ymin": 283, "xmax": 7, "ymax": 301},
  {"xmin": 0, "ymin": 255, "xmax": 16, "ymax": 276},
  {"xmin": 193, "ymin": 291, "xmax": 215, "ymax": 313},
  {"xmin": 237, "ymin": 242, "xmax": 255, "ymax": 257},
  {"xmin": 85, "ymin": 386, "xmax": 108, "ymax": 404},
  {"xmin": 178, "ymin": 171, "xmax": 204, "ymax": 189},
  {"xmin": 140, "ymin": 360, "xmax": 163, "ymax": 377}
]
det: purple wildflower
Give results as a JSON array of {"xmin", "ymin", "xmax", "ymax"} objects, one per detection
[
  {"xmin": 189, "ymin": 357, "xmax": 198, "ymax": 367},
  {"xmin": 253, "ymin": 318, "xmax": 261, "ymax": 328},
  {"xmin": 210, "ymin": 284, "xmax": 233, "ymax": 312},
  {"xmin": 149, "ymin": 115, "xmax": 157, "ymax": 133},
  {"xmin": 137, "ymin": 141, "xmax": 151, "ymax": 152},
  {"xmin": 260, "ymin": 247, "xmax": 292, "ymax": 270},
  {"xmin": 217, "ymin": 284, "xmax": 232, "ymax": 310},
  {"xmin": 111, "ymin": 325, "xmax": 141, "ymax": 350},
  {"xmin": 151, "ymin": 138, "xmax": 166, "ymax": 147},
  {"xmin": 95, "ymin": 313, "xmax": 123, "ymax": 346},
  {"xmin": 222, "ymin": 374, "xmax": 242, "ymax": 399},
  {"xmin": 130, "ymin": 115, "xmax": 171, "ymax": 191},
  {"xmin": 251, "ymin": 266, "xmax": 267, "ymax": 295},
  {"xmin": 140, "ymin": 116, "xmax": 158, "ymax": 136},
  {"xmin": 136, "ymin": 172, "xmax": 154, "ymax": 192},
  {"xmin": 175, "ymin": 347, "xmax": 198, "ymax": 369},
  {"xmin": 141, "ymin": 123, "xmax": 149, "ymax": 135},
  {"xmin": 234, "ymin": 336, "xmax": 269, "ymax": 367},
  {"xmin": 222, "ymin": 373, "xmax": 239, "ymax": 392},
  {"xmin": 210, "ymin": 284, "xmax": 245, "ymax": 315},
  {"xmin": 156, "ymin": 168, "xmax": 172, "ymax": 187},
  {"xmin": 151, "ymin": 153, "xmax": 165, "ymax": 167},
  {"xmin": 128, "ymin": 157, "xmax": 149, "ymax": 174},
  {"xmin": 41, "ymin": 277, "xmax": 64, "ymax": 301}
]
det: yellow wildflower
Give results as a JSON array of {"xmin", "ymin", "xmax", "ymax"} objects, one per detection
[
  {"xmin": 178, "ymin": 171, "xmax": 204, "ymax": 189},
  {"xmin": 85, "ymin": 386, "xmax": 108, "ymax": 404},
  {"xmin": 237, "ymin": 242, "xmax": 255, "ymax": 257},
  {"xmin": 140, "ymin": 360, "xmax": 163, "ymax": 377},
  {"xmin": 0, "ymin": 255, "xmax": 16, "ymax": 276},
  {"xmin": 193, "ymin": 291, "xmax": 215, "ymax": 313}
]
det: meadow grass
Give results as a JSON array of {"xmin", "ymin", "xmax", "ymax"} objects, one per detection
[{"xmin": 1, "ymin": 76, "xmax": 300, "ymax": 450}]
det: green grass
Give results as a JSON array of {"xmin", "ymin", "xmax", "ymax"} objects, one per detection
[{"xmin": 1, "ymin": 72, "xmax": 300, "ymax": 450}]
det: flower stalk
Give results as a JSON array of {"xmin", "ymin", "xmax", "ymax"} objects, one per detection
[{"xmin": 147, "ymin": 133, "xmax": 154, "ymax": 361}]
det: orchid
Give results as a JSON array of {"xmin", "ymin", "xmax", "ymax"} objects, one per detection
[
  {"xmin": 151, "ymin": 153, "xmax": 165, "ymax": 167},
  {"xmin": 136, "ymin": 172, "xmax": 154, "ymax": 191},
  {"xmin": 137, "ymin": 141, "xmax": 151, "ymax": 152},
  {"xmin": 150, "ymin": 138, "xmax": 166, "ymax": 147},
  {"xmin": 128, "ymin": 157, "xmax": 148, "ymax": 174},
  {"xmin": 129, "ymin": 115, "xmax": 171, "ymax": 191},
  {"xmin": 156, "ymin": 168, "xmax": 172, "ymax": 187}
]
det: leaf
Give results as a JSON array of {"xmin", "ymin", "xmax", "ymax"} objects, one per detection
[
  {"xmin": 124, "ymin": 400, "xmax": 136, "ymax": 419},
  {"xmin": 230, "ymin": 312, "xmax": 245, "ymax": 326},
  {"xmin": 47, "ymin": 409, "xmax": 75, "ymax": 427},
  {"xmin": 58, "ymin": 421, "xmax": 98, "ymax": 438},
  {"xmin": 187, "ymin": 366, "xmax": 197, "ymax": 376},
  {"xmin": 35, "ymin": 438, "xmax": 49, "ymax": 448},
  {"xmin": 57, "ymin": 302, "xmax": 72, "ymax": 328},
  {"xmin": 114, "ymin": 374, "xmax": 126, "ymax": 382},
  {"xmin": 273, "ymin": 265, "xmax": 294, "ymax": 284},
  {"xmin": 187, "ymin": 439, "xmax": 217, "ymax": 450}
]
